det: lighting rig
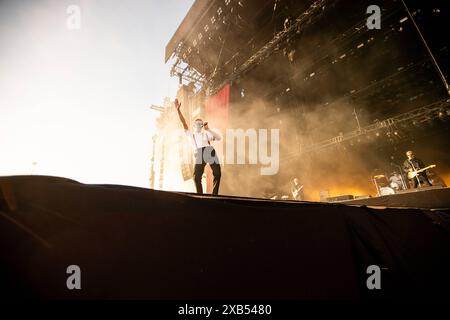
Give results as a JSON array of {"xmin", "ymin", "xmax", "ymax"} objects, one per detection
[{"xmin": 282, "ymin": 98, "xmax": 450, "ymax": 160}]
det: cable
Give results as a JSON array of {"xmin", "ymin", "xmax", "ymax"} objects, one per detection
[{"xmin": 400, "ymin": 0, "xmax": 450, "ymax": 97}]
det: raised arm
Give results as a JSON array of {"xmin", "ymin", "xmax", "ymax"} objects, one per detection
[{"xmin": 174, "ymin": 99, "xmax": 188, "ymax": 131}]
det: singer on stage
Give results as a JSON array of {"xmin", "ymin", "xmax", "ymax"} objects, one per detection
[{"xmin": 175, "ymin": 98, "xmax": 222, "ymax": 195}]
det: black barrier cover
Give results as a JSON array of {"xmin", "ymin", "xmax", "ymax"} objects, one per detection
[{"xmin": 0, "ymin": 176, "xmax": 449, "ymax": 299}]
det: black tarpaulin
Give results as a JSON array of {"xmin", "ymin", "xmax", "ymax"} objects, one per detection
[{"xmin": 0, "ymin": 176, "xmax": 449, "ymax": 299}]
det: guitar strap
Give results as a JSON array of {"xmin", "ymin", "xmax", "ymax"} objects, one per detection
[{"xmin": 408, "ymin": 159, "xmax": 417, "ymax": 171}]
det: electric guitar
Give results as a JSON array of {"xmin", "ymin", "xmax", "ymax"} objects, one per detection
[{"xmin": 407, "ymin": 164, "xmax": 436, "ymax": 179}]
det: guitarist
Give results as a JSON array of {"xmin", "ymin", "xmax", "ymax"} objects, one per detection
[
  {"xmin": 291, "ymin": 177, "xmax": 304, "ymax": 201},
  {"xmin": 402, "ymin": 151, "xmax": 432, "ymax": 188}
]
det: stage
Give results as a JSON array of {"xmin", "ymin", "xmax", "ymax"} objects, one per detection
[
  {"xmin": 338, "ymin": 186, "xmax": 450, "ymax": 210},
  {"xmin": 1, "ymin": 175, "xmax": 449, "ymax": 299}
]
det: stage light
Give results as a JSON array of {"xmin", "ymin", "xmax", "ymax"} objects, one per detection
[
  {"xmin": 225, "ymin": 0, "xmax": 231, "ymax": 5},
  {"xmin": 375, "ymin": 132, "xmax": 380, "ymax": 137}
]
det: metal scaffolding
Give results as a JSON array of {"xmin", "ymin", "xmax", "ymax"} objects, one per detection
[
  {"xmin": 282, "ymin": 98, "xmax": 450, "ymax": 160},
  {"xmin": 206, "ymin": 0, "xmax": 332, "ymax": 95}
]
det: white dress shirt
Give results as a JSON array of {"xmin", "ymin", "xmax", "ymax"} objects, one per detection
[{"xmin": 185, "ymin": 129, "xmax": 220, "ymax": 149}]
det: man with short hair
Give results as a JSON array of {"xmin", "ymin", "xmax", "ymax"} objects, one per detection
[{"xmin": 175, "ymin": 99, "xmax": 222, "ymax": 195}]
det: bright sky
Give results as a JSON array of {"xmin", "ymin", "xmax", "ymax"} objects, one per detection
[{"xmin": 0, "ymin": 0, "xmax": 194, "ymax": 188}]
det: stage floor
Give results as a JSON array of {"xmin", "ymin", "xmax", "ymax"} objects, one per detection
[
  {"xmin": 338, "ymin": 186, "xmax": 450, "ymax": 210},
  {"xmin": 177, "ymin": 186, "xmax": 450, "ymax": 210}
]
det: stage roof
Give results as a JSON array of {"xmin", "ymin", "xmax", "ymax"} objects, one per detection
[{"xmin": 165, "ymin": 0, "xmax": 214, "ymax": 63}]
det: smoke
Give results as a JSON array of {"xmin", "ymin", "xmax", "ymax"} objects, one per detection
[{"xmin": 221, "ymin": 91, "xmax": 449, "ymax": 200}]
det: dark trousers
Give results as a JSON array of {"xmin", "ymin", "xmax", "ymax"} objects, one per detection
[
  {"xmin": 410, "ymin": 174, "xmax": 432, "ymax": 188},
  {"xmin": 194, "ymin": 146, "xmax": 221, "ymax": 195}
]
